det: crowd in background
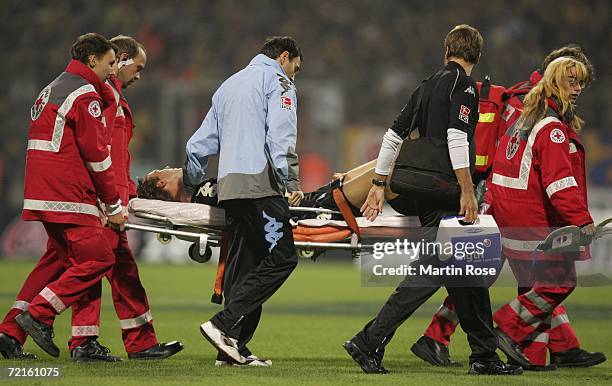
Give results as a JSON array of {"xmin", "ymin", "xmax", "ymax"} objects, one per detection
[{"xmin": 1, "ymin": 0, "xmax": 610, "ymax": 230}]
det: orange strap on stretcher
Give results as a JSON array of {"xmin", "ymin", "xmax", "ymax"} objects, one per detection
[
  {"xmin": 293, "ymin": 226, "xmax": 351, "ymax": 242},
  {"xmin": 332, "ymin": 188, "xmax": 361, "ymax": 238},
  {"xmin": 211, "ymin": 232, "xmax": 229, "ymax": 304}
]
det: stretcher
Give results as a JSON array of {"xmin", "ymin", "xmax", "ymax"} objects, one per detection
[
  {"xmin": 125, "ymin": 195, "xmax": 421, "ymax": 304},
  {"xmin": 125, "ymin": 198, "xmax": 421, "ymax": 262}
]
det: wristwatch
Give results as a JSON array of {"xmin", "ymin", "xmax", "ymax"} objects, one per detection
[{"xmin": 371, "ymin": 178, "xmax": 387, "ymax": 187}]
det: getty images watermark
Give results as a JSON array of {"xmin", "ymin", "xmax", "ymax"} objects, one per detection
[{"xmin": 361, "ymin": 237, "xmax": 503, "ymax": 287}]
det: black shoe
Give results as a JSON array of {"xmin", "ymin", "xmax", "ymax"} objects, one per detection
[
  {"xmin": 71, "ymin": 339, "xmax": 122, "ymax": 362},
  {"xmin": 128, "ymin": 341, "xmax": 184, "ymax": 360},
  {"xmin": 494, "ymin": 327, "xmax": 530, "ymax": 369},
  {"xmin": 550, "ymin": 348, "xmax": 607, "ymax": 368},
  {"xmin": 410, "ymin": 335, "xmax": 463, "ymax": 367},
  {"xmin": 0, "ymin": 333, "xmax": 37, "ymax": 360},
  {"xmin": 342, "ymin": 340, "xmax": 388, "ymax": 374},
  {"xmin": 468, "ymin": 360, "xmax": 524, "ymax": 375},
  {"xmin": 15, "ymin": 312, "xmax": 59, "ymax": 358}
]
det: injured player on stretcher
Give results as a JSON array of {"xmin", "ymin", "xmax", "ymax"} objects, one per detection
[{"xmin": 136, "ymin": 159, "xmax": 419, "ymax": 220}]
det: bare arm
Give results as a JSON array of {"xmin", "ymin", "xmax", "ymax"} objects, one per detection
[{"xmin": 455, "ymin": 167, "xmax": 477, "ymax": 222}]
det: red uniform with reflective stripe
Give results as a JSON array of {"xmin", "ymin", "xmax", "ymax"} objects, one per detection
[
  {"xmin": 68, "ymin": 77, "xmax": 158, "ymax": 353},
  {"xmin": 22, "ymin": 60, "xmax": 119, "ymax": 227},
  {"xmin": 0, "ymin": 74, "xmax": 158, "ymax": 353},
  {"xmin": 491, "ymin": 101, "xmax": 590, "ymax": 364},
  {"xmin": 104, "ymin": 78, "xmax": 137, "ymax": 203},
  {"xmin": 491, "ymin": 102, "xmax": 592, "ymax": 261}
]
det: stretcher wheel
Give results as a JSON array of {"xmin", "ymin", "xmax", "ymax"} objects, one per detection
[
  {"xmin": 189, "ymin": 243, "xmax": 212, "ymax": 263},
  {"xmin": 297, "ymin": 248, "xmax": 315, "ymax": 258},
  {"xmin": 157, "ymin": 233, "xmax": 172, "ymax": 244},
  {"xmin": 297, "ymin": 248, "xmax": 324, "ymax": 261}
]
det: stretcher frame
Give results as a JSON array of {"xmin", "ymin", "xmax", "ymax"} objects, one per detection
[
  {"xmin": 125, "ymin": 206, "xmax": 374, "ymax": 262},
  {"xmin": 537, "ymin": 218, "xmax": 612, "ymax": 254}
]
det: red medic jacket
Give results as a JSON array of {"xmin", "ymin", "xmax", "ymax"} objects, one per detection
[
  {"xmin": 490, "ymin": 100, "xmax": 592, "ymax": 260},
  {"xmin": 103, "ymin": 77, "xmax": 136, "ymax": 204},
  {"xmin": 23, "ymin": 60, "xmax": 119, "ymax": 227}
]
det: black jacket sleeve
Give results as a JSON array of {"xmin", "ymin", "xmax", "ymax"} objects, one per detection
[
  {"xmin": 448, "ymin": 75, "xmax": 479, "ymax": 135},
  {"xmin": 390, "ymin": 83, "xmax": 423, "ymax": 139}
]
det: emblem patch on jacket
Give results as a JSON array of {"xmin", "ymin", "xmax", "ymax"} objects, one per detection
[
  {"xmin": 31, "ymin": 86, "xmax": 51, "ymax": 121},
  {"xmin": 550, "ymin": 128, "xmax": 566, "ymax": 144},
  {"xmin": 281, "ymin": 96, "xmax": 293, "ymax": 110},
  {"xmin": 278, "ymin": 76, "xmax": 292, "ymax": 95},
  {"xmin": 459, "ymin": 105, "xmax": 470, "ymax": 124},
  {"xmin": 88, "ymin": 100, "xmax": 102, "ymax": 118},
  {"xmin": 506, "ymin": 129, "xmax": 521, "ymax": 160}
]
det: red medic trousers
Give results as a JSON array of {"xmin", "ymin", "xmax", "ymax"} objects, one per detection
[
  {"xmin": 423, "ymin": 259, "xmax": 580, "ymax": 365},
  {"xmin": 13, "ymin": 223, "xmax": 114, "ymax": 329},
  {"xmin": 0, "ymin": 226, "xmax": 157, "ymax": 353}
]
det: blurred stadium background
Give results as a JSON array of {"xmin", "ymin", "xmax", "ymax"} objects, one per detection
[{"xmin": 0, "ymin": 0, "xmax": 610, "ymax": 262}]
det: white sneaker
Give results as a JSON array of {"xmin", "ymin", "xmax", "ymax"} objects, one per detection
[
  {"xmin": 215, "ymin": 355, "xmax": 273, "ymax": 367},
  {"xmin": 200, "ymin": 321, "xmax": 245, "ymax": 364}
]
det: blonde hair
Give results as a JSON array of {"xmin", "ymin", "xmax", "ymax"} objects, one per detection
[{"xmin": 517, "ymin": 57, "xmax": 587, "ymax": 133}]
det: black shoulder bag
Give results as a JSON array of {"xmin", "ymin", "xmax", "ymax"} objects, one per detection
[{"xmin": 389, "ymin": 83, "xmax": 461, "ymax": 200}]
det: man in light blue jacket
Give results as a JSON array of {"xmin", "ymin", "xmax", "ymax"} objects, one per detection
[{"xmin": 183, "ymin": 36, "xmax": 303, "ymax": 366}]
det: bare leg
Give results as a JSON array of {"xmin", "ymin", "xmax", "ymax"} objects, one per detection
[
  {"xmin": 341, "ymin": 162, "xmax": 398, "ymax": 208},
  {"xmin": 340, "ymin": 159, "xmax": 376, "ymax": 180}
]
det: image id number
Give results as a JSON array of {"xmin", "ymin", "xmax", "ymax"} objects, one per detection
[{"xmin": 3, "ymin": 367, "xmax": 61, "ymax": 378}]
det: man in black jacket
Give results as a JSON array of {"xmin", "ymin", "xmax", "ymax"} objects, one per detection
[{"xmin": 343, "ymin": 25, "xmax": 525, "ymax": 376}]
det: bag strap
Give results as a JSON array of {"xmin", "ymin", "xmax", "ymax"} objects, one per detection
[{"xmin": 480, "ymin": 75, "xmax": 491, "ymax": 100}]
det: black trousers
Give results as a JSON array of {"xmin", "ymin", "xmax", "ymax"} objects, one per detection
[
  {"xmin": 211, "ymin": 196, "xmax": 298, "ymax": 357},
  {"xmin": 353, "ymin": 197, "xmax": 499, "ymax": 363}
]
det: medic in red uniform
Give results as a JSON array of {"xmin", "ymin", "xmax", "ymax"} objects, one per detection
[
  {"xmin": 5, "ymin": 33, "xmax": 124, "ymax": 359},
  {"xmin": 70, "ymin": 36, "xmax": 183, "ymax": 360},
  {"xmin": 491, "ymin": 57, "xmax": 599, "ymax": 369}
]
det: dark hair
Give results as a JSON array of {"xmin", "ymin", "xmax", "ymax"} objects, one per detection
[
  {"xmin": 444, "ymin": 24, "xmax": 483, "ymax": 64},
  {"xmin": 70, "ymin": 33, "xmax": 117, "ymax": 64},
  {"xmin": 542, "ymin": 44, "xmax": 595, "ymax": 86},
  {"xmin": 110, "ymin": 35, "xmax": 141, "ymax": 59},
  {"xmin": 137, "ymin": 177, "xmax": 175, "ymax": 201},
  {"xmin": 260, "ymin": 36, "xmax": 303, "ymax": 61}
]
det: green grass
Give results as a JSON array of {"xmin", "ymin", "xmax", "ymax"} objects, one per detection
[{"xmin": 0, "ymin": 260, "xmax": 611, "ymax": 385}]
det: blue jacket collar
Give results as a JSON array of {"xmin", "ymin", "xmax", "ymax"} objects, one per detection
[{"xmin": 249, "ymin": 54, "xmax": 286, "ymax": 76}]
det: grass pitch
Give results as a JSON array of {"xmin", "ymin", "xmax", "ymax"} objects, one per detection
[{"xmin": 0, "ymin": 259, "xmax": 611, "ymax": 385}]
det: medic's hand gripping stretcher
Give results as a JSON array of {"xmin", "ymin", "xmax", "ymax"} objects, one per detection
[{"xmin": 536, "ymin": 218, "xmax": 612, "ymax": 254}]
